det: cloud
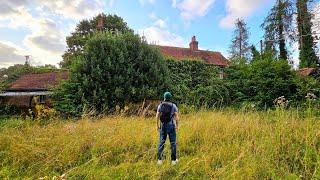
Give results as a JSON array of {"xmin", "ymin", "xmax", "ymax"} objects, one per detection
[
  {"xmin": 108, "ymin": 0, "xmax": 115, "ymax": 7},
  {"xmin": 0, "ymin": 0, "xmax": 106, "ymax": 21},
  {"xmin": 0, "ymin": 0, "xmax": 106, "ymax": 67},
  {"xmin": 173, "ymin": 0, "xmax": 215, "ymax": 21},
  {"xmin": 24, "ymin": 19, "xmax": 65, "ymax": 54},
  {"xmin": 139, "ymin": 0, "xmax": 155, "ymax": 6},
  {"xmin": 153, "ymin": 19, "xmax": 168, "ymax": 29},
  {"xmin": 0, "ymin": 41, "xmax": 27, "ymax": 68},
  {"xmin": 139, "ymin": 26, "xmax": 186, "ymax": 47},
  {"xmin": 219, "ymin": 0, "xmax": 264, "ymax": 28},
  {"xmin": 38, "ymin": 0, "xmax": 106, "ymax": 20}
]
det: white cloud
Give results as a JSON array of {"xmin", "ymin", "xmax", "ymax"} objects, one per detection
[
  {"xmin": 153, "ymin": 19, "xmax": 168, "ymax": 29},
  {"xmin": 144, "ymin": 13, "xmax": 178, "ymax": 45},
  {"xmin": 219, "ymin": 0, "xmax": 263, "ymax": 28},
  {"xmin": 173, "ymin": 0, "xmax": 215, "ymax": 21},
  {"xmin": 149, "ymin": 12, "xmax": 157, "ymax": 20},
  {"xmin": 109, "ymin": 0, "xmax": 115, "ymax": 7},
  {"xmin": 0, "ymin": 0, "xmax": 106, "ymax": 67},
  {"xmin": 0, "ymin": 41, "xmax": 28, "ymax": 68},
  {"xmin": 139, "ymin": 0, "xmax": 155, "ymax": 6},
  {"xmin": 24, "ymin": 19, "xmax": 66, "ymax": 54},
  {"xmin": 139, "ymin": 26, "xmax": 186, "ymax": 47},
  {"xmin": 38, "ymin": 0, "xmax": 106, "ymax": 20}
]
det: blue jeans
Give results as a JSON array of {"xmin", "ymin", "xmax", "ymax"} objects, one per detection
[{"xmin": 157, "ymin": 122, "xmax": 177, "ymax": 161}]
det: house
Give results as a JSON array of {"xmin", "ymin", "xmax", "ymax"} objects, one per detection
[
  {"xmin": 157, "ymin": 36, "xmax": 229, "ymax": 67},
  {"xmin": 156, "ymin": 36, "xmax": 229, "ymax": 78},
  {"xmin": 0, "ymin": 71, "xmax": 68, "ymax": 108},
  {"xmin": 0, "ymin": 36, "xmax": 228, "ymax": 108}
]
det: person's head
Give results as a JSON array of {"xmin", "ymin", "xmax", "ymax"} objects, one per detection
[{"xmin": 163, "ymin": 91, "xmax": 172, "ymax": 101}]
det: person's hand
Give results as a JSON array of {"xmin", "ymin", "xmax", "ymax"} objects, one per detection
[
  {"xmin": 157, "ymin": 127, "xmax": 160, "ymax": 132},
  {"xmin": 175, "ymin": 126, "xmax": 178, "ymax": 131}
]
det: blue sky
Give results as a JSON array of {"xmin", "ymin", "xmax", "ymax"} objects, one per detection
[{"xmin": 0, "ymin": 0, "xmax": 319, "ymax": 68}]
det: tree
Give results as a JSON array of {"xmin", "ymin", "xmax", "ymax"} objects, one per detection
[
  {"xmin": 60, "ymin": 13, "xmax": 134, "ymax": 68},
  {"xmin": 296, "ymin": 0, "xmax": 318, "ymax": 68},
  {"xmin": 54, "ymin": 32, "xmax": 168, "ymax": 116},
  {"xmin": 229, "ymin": 19, "xmax": 251, "ymax": 61},
  {"xmin": 250, "ymin": 45, "xmax": 261, "ymax": 61},
  {"xmin": 262, "ymin": 0, "xmax": 295, "ymax": 61}
]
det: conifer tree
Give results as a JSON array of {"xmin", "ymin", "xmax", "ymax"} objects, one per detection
[
  {"xmin": 250, "ymin": 45, "xmax": 261, "ymax": 61},
  {"xmin": 262, "ymin": 0, "xmax": 294, "ymax": 61},
  {"xmin": 296, "ymin": 0, "xmax": 318, "ymax": 68},
  {"xmin": 229, "ymin": 19, "xmax": 250, "ymax": 62}
]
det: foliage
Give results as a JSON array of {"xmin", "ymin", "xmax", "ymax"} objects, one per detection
[
  {"xmin": 165, "ymin": 59, "xmax": 230, "ymax": 108},
  {"xmin": 1, "ymin": 111, "xmax": 320, "ymax": 178},
  {"xmin": 261, "ymin": 0, "xmax": 295, "ymax": 60},
  {"xmin": 296, "ymin": 0, "xmax": 319, "ymax": 68},
  {"xmin": 0, "ymin": 104, "xmax": 22, "ymax": 116},
  {"xmin": 250, "ymin": 45, "xmax": 261, "ymax": 61},
  {"xmin": 225, "ymin": 58, "xmax": 297, "ymax": 107},
  {"xmin": 229, "ymin": 18, "xmax": 251, "ymax": 61},
  {"xmin": 61, "ymin": 13, "xmax": 134, "ymax": 68},
  {"xmin": 293, "ymin": 75, "xmax": 320, "ymax": 101},
  {"xmin": 54, "ymin": 32, "xmax": 168, "ymax": 117}
]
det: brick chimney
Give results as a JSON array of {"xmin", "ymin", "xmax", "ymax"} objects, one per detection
[{"xmin": 189, "ymin": 36, "xmax": 198, "ymax": 51}]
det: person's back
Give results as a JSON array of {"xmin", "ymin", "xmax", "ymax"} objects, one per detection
[{"xmin": 156, "ymin": 92, "xmax": 179, "ymax": 165}]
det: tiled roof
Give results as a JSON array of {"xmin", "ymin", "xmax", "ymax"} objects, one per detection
[
  {"xmin": 157, "ymin": 45, "xmax": 229, "ymax": 67},
  {"xmin": 7, "ymin": 71, "xmax": 68, "ymax": 91},
  {"xmin": 296, "ymin": 68, "xmax": 316, "ymax": 77}
]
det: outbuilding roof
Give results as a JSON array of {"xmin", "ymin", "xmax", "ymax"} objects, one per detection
[
  {"xmin": 6, "ymin": 71, "xmax": 68, "ymax": 91},
  {"xmin": 296, "ymin": 68, "xmax": 316, "ymax": 77}
]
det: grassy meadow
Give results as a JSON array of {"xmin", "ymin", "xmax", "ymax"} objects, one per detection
[{"xmin": 1, "ymin": 110, "xmax": 320, "ymax": 179}]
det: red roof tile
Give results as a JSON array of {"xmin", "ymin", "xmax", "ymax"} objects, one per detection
[
  {"xmin": 7, "ymin": 71, "xmax": 68, "ymax": 91},
  {"xmin": 157, "ymin": 45, "xmax": 229, "ymax": 67},
  {"xmin": 296, "ymin": 68, "xmax": 316, "ymax": 77}
]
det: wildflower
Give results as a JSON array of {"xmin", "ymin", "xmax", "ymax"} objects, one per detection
[
  {"xmin": 273, "ymin": 96, "xmax": 288, "ymax": 107},
  {"xmin": 305, "ymin": 93, "xmax": 317, "ymax": 101}
]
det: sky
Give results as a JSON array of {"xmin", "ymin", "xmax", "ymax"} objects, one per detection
[{"xmin": 0, "ymin": 0, "xmax": 319, "ymax": 68}]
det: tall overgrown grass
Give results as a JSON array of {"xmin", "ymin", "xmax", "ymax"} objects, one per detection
[{"xmin": 1, "ymin": 110, "xmax": 320, "ymax": 179}]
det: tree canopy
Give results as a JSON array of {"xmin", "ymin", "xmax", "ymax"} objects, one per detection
[
  {"xmin": 261, "ymin": 0, "xmax": 295, "ymax": 61},
  {"xmin": 60, "ymin": 13, "xmax": 134, "ymax": 68},
  {"xmin": 54, "ymin": 32, "xmax": 168, "ymax": 116},
  {"xmin": 296, "ymin": 0, "xmax": 319, "ymax": 68}
]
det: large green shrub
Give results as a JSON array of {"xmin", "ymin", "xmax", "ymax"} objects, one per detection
[
  {"xmin": 54, "ymin": 32, "xmax": 168, "ymax": 116},
  {"xmin": 226, "ymin": 59, "xmax": 297, "ymax": 107},
  {"xmin": 165, "ymin": 59, "xmax": 230, "ymax": 108}
]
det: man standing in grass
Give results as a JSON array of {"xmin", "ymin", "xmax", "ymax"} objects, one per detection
[{"xmin": 156, "ymin": 92, "xmax": 179, "ymax": 165}]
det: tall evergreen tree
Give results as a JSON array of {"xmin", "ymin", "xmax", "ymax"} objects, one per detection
[
  {"xmin": 262, "ymin": 0, "xmax": 294, "ymax": 61},
  {"xmin": 296, "ymin": 0, "xmax": 318, "ymax": 68},
  {"xmin": 250, "ymin": 45, "xmax": 261, "ymax": 61},
  {"xmin": 60, "ymin": 13, "xmax": 133, "ymax": 68},
  {"xmin": 229, "ymin": 18, "xmax": 251, "ymax": 61}
]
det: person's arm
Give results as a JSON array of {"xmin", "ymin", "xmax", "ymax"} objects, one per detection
[
  {"xmin": 156, "ymin": 112, "xmax": 160, "ymax": 130},
  {"xmin": 174, "ymin": 112, "xmax": 179, "ymax": 130}
]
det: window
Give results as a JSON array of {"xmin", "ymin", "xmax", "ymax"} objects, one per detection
[
  {"xmin": 39, "ymin": 95, "xmax": 46, "ymax": 104},
  {"xmin": 219, "ymin": 69, "xmax": 224, "ymax": 79}
]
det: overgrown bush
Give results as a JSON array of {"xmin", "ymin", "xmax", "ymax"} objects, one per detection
[
  {"xmin": 0, "ymin": 104, "xmax": 22, "ymax": 116},
  {"xmin": 225, "ymin": 59, "xmax": 298, "ymax": 108},
  {"xmin": 54, "ymin": 32, "xmax": 168, "ymax": 117},
  {"xmin": 166, "ymin": 59, "xmax": 230, "ymax": 108}
]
